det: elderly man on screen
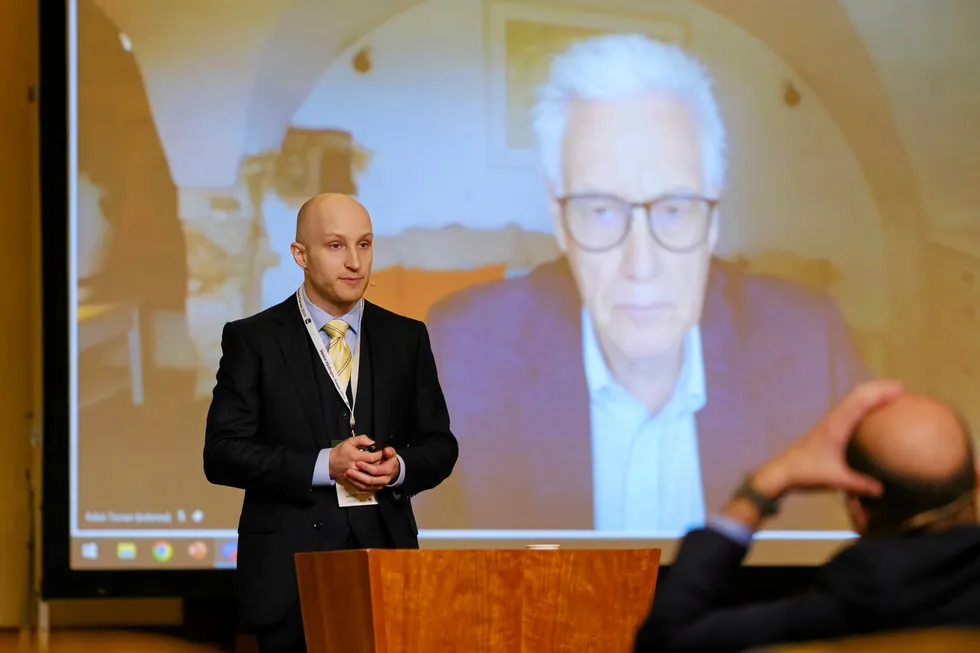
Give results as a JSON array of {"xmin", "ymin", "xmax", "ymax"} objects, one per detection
[
  {"xmin": 420, "ymin": 33, "xmax": 866, "ymax": 532},
  {"xmin": 634, "ymin": 381, "xmax": 980, "ymax": 651}
]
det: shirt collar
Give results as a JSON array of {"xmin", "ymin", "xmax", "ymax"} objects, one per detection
[
  {"xmin": 300, "ymin": 286, "xmax": 361, "ymax": 334},
  {"xmin": 581, "ymin": 307, "xmax": 707, "ymax": 416}
]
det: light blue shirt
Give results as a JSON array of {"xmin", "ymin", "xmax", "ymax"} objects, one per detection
[
  {"xmin": 707, "ymin": 514, "xmax": 754, "ymax": 547},
  {"xmin": 304, "ymin": 292, "xmax": 406, "ymax": 489},
  {"xmin": 583, "ymin": 308, "xmax": 707, "ymax": 532}
]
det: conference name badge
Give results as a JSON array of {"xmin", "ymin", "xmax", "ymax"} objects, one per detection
[
  {"xmin": 328, "ymin": 439, "xmax": 381, "ymax": 508},
  {"xmin": 337, "ymin": 483, "xmax": 379, "ymax": 508}
]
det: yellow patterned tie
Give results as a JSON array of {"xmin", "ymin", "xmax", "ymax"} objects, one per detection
[{"xmin": 322, "ymin": 319, "xmax": 352, "ymax": 390}]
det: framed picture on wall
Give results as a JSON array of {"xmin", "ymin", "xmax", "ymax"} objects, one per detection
[{"xmin": 486, "ymin": 1, "xmax": 688, "ymax": 169}]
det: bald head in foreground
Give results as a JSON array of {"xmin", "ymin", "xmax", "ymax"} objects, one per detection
[
  {"xmin": 846, "ymin": 394, "xmax": 977, "ymax": 536},
  {"xmin": 636, "ymin": 382, "xmax": 980, "ymax": 652},
  {"xmin": 204, "ymin": 194, "xmax": 457, "ymax": 653}
]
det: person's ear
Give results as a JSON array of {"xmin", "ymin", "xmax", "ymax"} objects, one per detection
[
  {"xmin": 548, "ymin": 185, "xmax": 568, "ymax": 253},
  {"xmin": 290, "ymin": 242, "xmax": 307, "ymax": 270},
  {"xmin": 707, "ymin": 203, "xmax": 720, "ymax": 253}
]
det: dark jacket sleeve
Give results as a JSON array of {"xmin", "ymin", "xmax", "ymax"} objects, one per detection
[
  {"xmin": 634, "ymin": 529, "xmax": 849, "ymax": 652},
  {"xmin": 203, "ymin": 321, "xmax": 318, "ymax": 501},
  {"xmin": 397, "ymin": 322, "xmax": 459, "ymax": 498}
]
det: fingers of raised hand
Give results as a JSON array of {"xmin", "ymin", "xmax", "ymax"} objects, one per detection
[{"xmin": 828, "ymin": 380, "xmax": 904, "ymax": 436}]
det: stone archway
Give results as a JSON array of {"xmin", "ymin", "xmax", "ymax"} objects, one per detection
[{"xmin": 693, "ymin": 0, "xmax": 928, "ymax": 383}]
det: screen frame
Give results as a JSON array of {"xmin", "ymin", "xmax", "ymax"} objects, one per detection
[
  {"xmin": 38, "ymin": 0, "xmax": 844, "ymax": 601},
  {"xmin": 40, "ymin": 0, "xmax": 234, "ymax": 600}
]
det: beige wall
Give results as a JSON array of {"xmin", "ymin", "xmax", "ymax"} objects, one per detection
[
  {"xmin": 0, "ymin": 0, "xmax": 38, "ymax": 628},
  {"xmin": 0, "ymin": 0, "xmax": 181, "ymax": 629}
]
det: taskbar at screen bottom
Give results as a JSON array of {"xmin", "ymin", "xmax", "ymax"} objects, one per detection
[
  {"xmin": 68, "ymin": 529, "xmax": 858, "ymax": 569},
  {"xmin": 70, "ymin": 536, "xmax": 239, "ymax": 570}
]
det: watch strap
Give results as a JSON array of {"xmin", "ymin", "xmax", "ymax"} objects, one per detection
[{"xmin": 733, "ymin": 475, "xmax": 781, "ymax": 518}]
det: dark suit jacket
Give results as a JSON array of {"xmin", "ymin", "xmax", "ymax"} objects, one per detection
[
  {"xmin": 636, "ymin": 525, "xmax": 980, "ymax": 652},
  {"xmin": 204, "ymin": 296, "xmax": 458, "ymax": 627},
  {"xmin": 416, "ymin": 258, "xmax": 866, "ymax": 531}
]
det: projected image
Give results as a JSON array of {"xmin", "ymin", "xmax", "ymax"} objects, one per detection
[
  {"xmin": 420, "ymin": 30, "xmax": 869, "ymax": 534},
  {"xmin": 69, "ymin": 0, "xmax": 980, "ymax": 568}
]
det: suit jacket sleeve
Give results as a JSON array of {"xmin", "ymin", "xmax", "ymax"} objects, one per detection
[
  {"xmin": 634, "ymin": 529, "xmax": 848, "ymax": 652},
  {"xmin": 397, "ymin": 322, "xmax": 459, "ymax": 498},
  {"xmin": 203, "ymin": 321, "xmax": 318, "ymax": 501}
]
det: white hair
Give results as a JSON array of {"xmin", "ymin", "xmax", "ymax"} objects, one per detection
[{"xmin": 532, "ymin": 33, "xmax": 727, "ymax": 196}]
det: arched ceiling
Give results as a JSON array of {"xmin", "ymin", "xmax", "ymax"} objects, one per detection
[
  {"xmin": 93, "ymin": 0, "xmax": 289, "ymax": 188},
  {"xmin": 91, "ymin": 0, "xmax": 977, "ymax": 232},
  {"xmin": 239, "ymin": 0, "xmax": 421, "ymax": 159},
  {"xmin": 691, "ymin": 0, "xmax": 980, "ymax": 229},
  {"xmin": 842, "ymin": 0, "xmax": 980, "ymax": 227},
  {"xmin": 692, "ymin": 0, "xmax": 925, "ymax": 225},
  {"xmin": 93, "ymin": 0, "xmax": 420, "ymax": 187}
]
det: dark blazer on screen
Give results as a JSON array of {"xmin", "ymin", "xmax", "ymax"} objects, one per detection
[{"xmin": 415, "ymin": 258, "xmax": 866, "ymax": 531}]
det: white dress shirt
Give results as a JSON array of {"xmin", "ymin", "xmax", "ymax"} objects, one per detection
[{"xmin": 583, "ymin": 308, "xmax": 707, "ymax": 532}]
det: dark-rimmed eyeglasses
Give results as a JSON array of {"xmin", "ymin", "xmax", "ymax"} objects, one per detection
[{"xmin": 557, "ymin": 192, "xmax": 719, "ymax": 253}]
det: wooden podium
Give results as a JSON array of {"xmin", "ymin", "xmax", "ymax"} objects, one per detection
[{"xmin": 295, "ymin": 548, "xmax": 660, "ymax": 653}]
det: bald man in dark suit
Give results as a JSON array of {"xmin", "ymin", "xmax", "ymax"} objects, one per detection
[{"xmin": 204, "ymin": 194, "xmax": 457, "ymax": 653}]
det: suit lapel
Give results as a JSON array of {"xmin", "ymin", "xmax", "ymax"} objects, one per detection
[
  {"xmin": 696, "ymin": 264, "xmax": 769, "ymax": 512},
  {"xmin": 521, "ymin": 262, "xmax": 594, "ymax": 529},
  {"xmin": 525, "ymin": 258, "xmax": 770, "ymax": 526},
  {"xmin": 363, "ymin": 302, "xmax": 391, "ymax": 447},
  {"xmin": 695, "ymin": 367, "xmax": 769, "ymax": 512},
  {"xmin": 274, "ymin": 298, "xmax": 330, "ymax": 449}
]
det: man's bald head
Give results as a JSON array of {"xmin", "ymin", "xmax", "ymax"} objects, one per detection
[
  {"xmin": 846, "ymin": 394, "xmax": 977, "ymax": 535},
  {"xmin": 854, "ymin": 395, "xmax": 971, "ymax": 482},
  {"xmin": 290, "ymin": 193, "xmax": 374, "ymax": 316},
  {"xmin": 295, "ymin": 193, "xmax": 372, "ymax": 245}
]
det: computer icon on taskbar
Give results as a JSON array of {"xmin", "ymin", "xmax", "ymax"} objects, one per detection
[{"xmin": 152, "ymin": 541, "xmax": 173, "ymax": 562}]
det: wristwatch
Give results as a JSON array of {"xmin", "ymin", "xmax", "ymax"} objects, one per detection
[{"xmin": 732, "ymin": 475, "xmax": 782, "ymax": 518}]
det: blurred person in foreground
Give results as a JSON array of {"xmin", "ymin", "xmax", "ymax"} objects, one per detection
[
  {"xmin": 634, "ymin": 380, "xmax": 980, "ymax": 652},
  {"xmin": 421, "ymin": 33, "xmax": 866, "ymax": 532},
  {"xmin": 204, "ymin": 194, "xmax": 458, "ymax": 653}
]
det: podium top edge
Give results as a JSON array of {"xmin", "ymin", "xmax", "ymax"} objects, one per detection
[{"xmin": 295, "ymin": 548, "xmax": 663, "ymax": 556}]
